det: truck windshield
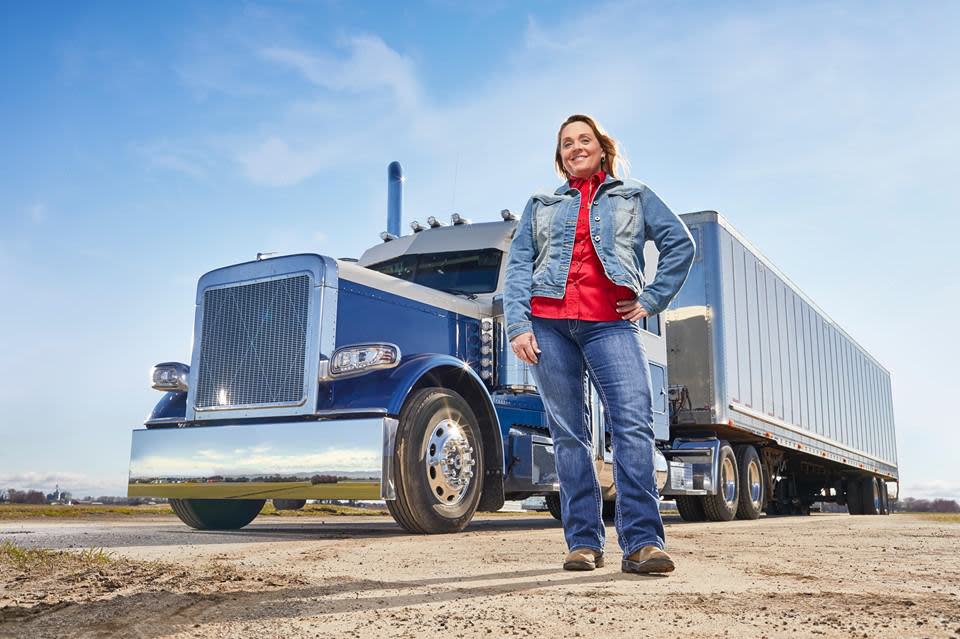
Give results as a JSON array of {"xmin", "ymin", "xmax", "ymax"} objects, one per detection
[{"xmin": 367, "ymin": 248, "xmax": 502, "ymax": 294}]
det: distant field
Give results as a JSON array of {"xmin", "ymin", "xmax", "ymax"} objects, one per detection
[
  {"xmin": 0, "ymin": 503, "xmax": 389, "ymax": 519},
  {"xmin": 899, "ymin": 512, "xmax": 960, "ymax": 523}
]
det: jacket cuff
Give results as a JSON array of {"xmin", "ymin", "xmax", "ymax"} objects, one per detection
[
  {"xmin": 506, "ymin": 320, "xmax": 533, "ymax": 342},
  {"xmin": 637, "ymin": 296, "xmax": 658, "ymax": 317}
]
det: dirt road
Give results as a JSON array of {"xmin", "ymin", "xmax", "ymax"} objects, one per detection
[{"xmin": 1, "ymin": 512, "xmax": 958, "ymax": 638}]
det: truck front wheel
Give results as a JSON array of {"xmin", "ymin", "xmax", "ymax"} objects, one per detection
[
  {"xmin": 387, "ymin": 387, "xmax": 484, "ymax": 534},
  {"xmin": 169, "ymin": 499, "xmax": 265, "ymax": 530}
]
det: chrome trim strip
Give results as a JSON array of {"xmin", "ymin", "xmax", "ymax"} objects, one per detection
[
  {"xmin": 337, "ymin": 260, "xmax": 487, "ymax": 319},
  {"xmin": 381, "ymin": 417, "xmax": 399, "ymax": 500},
  {"xmin": 128, "ymin": 417, "xmax": 390, "ymax": 500},
  {"xmin": 730, "ymin": 401, "xmax": 897, "ymax": 467},
  {"xmin": 142, "ymin": 416, "xmax": 185, "ymax": 427}
]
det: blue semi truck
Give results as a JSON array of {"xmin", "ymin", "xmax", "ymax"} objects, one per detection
[{"xmin": 129, "ymin": 163, "xmax": 898, "ymax": 531}]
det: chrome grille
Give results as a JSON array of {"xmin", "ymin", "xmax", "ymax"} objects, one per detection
[{"xmin": 195, "ymin": 274, "xmax": 310, "ymax": 409}]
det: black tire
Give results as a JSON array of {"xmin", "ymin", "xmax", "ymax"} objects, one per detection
[
  {"xmin": 675, "ymin": 495, "xmax": 706, "ymax": 522},
  {"xmin": 386, "ymin": 387, "xmax": 484, "ymax": 534},
  {"xmin": 847, "ymin": 478, "xmax": 863, "ymax": 515},
  {"xmin": 169, "ymin": 499, "xmax": 265, "ymax": 530},
  {"xmin": 702, "ymin": 443, "xmax": 739, "ymax": 522},
  {"xmin": 734, "ymin": 445, "xmax": 764, "ymax": 520},
  {"xmin": 272, "ymin": 499, "xmax": 307, "ymax": 511},
  {"xmin": 602, "ymin": 500, "xmax": 616, "ymax": 522},
  {"xmin": 861, "ymin": 476, "xmax": 881, "ymax": 515},
  {"xmin": 879, "ymin": 481, "xmax": 890, "ymax": 515},
  {"xmin": 764, "ymin": 499, "xmax": 783, "ymax": 516},
  {"xmin": 545, "ymin": 493, "xmax": 562, "ymax": 521}
]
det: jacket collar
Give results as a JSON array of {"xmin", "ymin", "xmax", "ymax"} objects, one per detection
[{"xmin": 554, "ymin": 173, "xmax": 623, "ymax": 195}]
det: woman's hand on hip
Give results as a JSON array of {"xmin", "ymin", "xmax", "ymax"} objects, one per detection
[
  {"xmin": 510, "ymin": 331, "xmax": 541, "ymax": 365},
  {"xmin": 616, "ymin": 298, "xmax": 650, "ymax": 322}
]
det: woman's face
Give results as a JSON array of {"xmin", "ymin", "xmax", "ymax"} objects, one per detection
[{"xmin": 559, "ymin": 121, "xmax": 603, "ymax": 179}]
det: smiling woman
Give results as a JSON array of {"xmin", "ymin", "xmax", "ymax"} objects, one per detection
[{"xmin": 503, "ymin": 113, "xmax": 696, "ymax": 575}]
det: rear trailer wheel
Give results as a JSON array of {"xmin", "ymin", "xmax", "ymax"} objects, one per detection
[
  {"xmin": 602, "ymin": 500, "xmax": 616, "ymax": 522},
  {"xmin": 169, "ymin": 499, "xmax": 265, "ymax": 530},
  {"xmin": 879, "ymin": 481, "xmax": 890, "ymax": 515},
  {"xmin": 734, "ymin": 445, "xmax": 764, "ymax": 520},
  {"xmin": 701, "ymin": 443, "xmax": 739, "ymax": 522},
  {"xmin": 545, "ymin": 494, "xmax": 563, "ymax": 521},
  {"xmin": 272, "ymin": 499, "xmax": 307, "ymax": 511},
  {"xmin": 387, "ymin": 387, "xmax": 484, "ymax": 534},
  {"xmin": 847, "ymin": 479, "xmax": 864, "ymax": 515},
  {"xmin": 675, "ymin": 495, "xmax": 706, "ymax": 522},
  {"xmin": 861, "ymin": 476, "xmax": 881, "ymax": 515}
]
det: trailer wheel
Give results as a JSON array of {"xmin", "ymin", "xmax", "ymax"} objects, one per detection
[
  {"xmin": 602, "ymin": 500, "xmax": 616, "ymax": 522},
  {"xmin": 272, "ymin": 499, "xmax": 307, "ymax": 511},
  {"xmin": 169, "ymin": 499, "xmax": 265, "ymax": 530},
  {"xmin": 545, "ymin": 494, "xmax": 562, "ymax": 521},
  {"xmin": 734, "ymin": 445, "xmax": 764, "ymax": 520},
  {"xmin": 879, "ymin": 481, "xmax": 890, "ymax": 515},
  {"xmin": 386, "ymin": 387, "xmax": 483, "ymax": 534},
  {"xmin": 701, "ymin": 443, "xmax": 739, "ymax": 522},
  {"xmin": 861, "ymin": 476, "xmax": 881, "ymax": 515},
  {"xmin": 675, "ymin": 495, "xmax": 706, "ymax": 522},
  {"xmin": 846, "ymin": 478, "xmax": 863, "ymax": 515}
]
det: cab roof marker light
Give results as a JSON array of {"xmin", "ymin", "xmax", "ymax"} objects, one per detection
[
  {"xmin": 410, "ymin": 220, "xmax": 426, "ymax": 233},
  {"xmin": 451, "ymin": 213, "xmax": 471, "ymax": 225},
  {"xmin": 501, "ymin": 209, "xmax": 517, "ymax": 221},
  {"xmin": 427, "ymin": 216, "xmax": 445, "ymax": 228},
  {"xmin": 380, "ymin": 231, "xmax": 398, "ymax": 242}
]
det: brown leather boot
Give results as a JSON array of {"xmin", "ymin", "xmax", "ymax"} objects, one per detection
[
  {"xmin": 622, "ymin": 546, "xmax": 675, "ymax": 574},
  {"xmin": 563, "ymin": 547, "xmax": 605, "ymax": 571}
]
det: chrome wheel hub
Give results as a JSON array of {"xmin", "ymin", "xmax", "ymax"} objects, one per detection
[
  {"xmin": 748, "ymin": 461, "xmax": 763, "ymax": 509},
  {"xmin": 425, "ymin": 419, "xmax": 476, "ymax": 505},
  {"xmin": 722, "ymin": 457, "xmax": 737, "ymax": 507}
]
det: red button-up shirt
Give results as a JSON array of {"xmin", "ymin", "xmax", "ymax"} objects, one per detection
[{"xmin": 531, "ymin": 170, "xmax": 636, "ymax": 321}]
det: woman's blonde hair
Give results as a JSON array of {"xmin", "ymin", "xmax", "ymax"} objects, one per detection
[{"xmin": 554, "ymin": 114, "xmax": 629, "ymax": 180}]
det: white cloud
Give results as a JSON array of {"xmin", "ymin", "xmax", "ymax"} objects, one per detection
[
  {"xmin": 899, "ymin": 479, "xmax": 960, "ymax": 502},
  {"xmin": 261, "ymin": 36, "xmax": 420, "ymax": 109},
  {"xmin": 237, "ymin": 136, "xmax": 334, "ymax": 187},
  {"xmin": 27, "ymin": 202, "xmax": 47, "ymax": 223},
  {"xmin": 139, "ymin": 140, "xmax": 213, "ymax": 178}
]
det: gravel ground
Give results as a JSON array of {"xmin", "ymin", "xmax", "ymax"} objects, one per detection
[{"xmin": 1, "ymin": 512, "xmax": 958, "ymax": 638}]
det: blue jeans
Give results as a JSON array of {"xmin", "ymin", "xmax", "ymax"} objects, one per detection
[{"xmin": 529, "ymin": 316, "xmax": 665, "ymax": 555}]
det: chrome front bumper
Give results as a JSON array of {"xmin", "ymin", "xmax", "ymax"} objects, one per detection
[{"xmin": 128, "ymin": 417, "xmax": 398, "ymax": 501}]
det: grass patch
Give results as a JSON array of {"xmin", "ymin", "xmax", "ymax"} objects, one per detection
[
  {"xmin": 0, "ymin": 541, "xmax": 114, "ymax": 571},
  {"xmin": 0, "ymin": 503, "xmax": 174, "ymax": 519},
  {"xmin": 897, "ymin": 512, "xmax": 960, "ymax": 523},
  {"xmin": 261, "ymin": 503, "xmax": 388, "ymax": 516}
]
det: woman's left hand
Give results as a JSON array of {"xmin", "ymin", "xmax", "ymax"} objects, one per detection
[{"xmin": 616, "ymin": 298, "xmax": 650, "ymax": 322}]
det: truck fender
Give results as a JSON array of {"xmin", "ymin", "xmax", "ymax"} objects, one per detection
[
  {"xmin": 145, "ymin": 391, "xmax": 187, "ymax": 426},
  {"xmin": 334, "ymin": 354, "xmax": 504, "ymax": 511}
]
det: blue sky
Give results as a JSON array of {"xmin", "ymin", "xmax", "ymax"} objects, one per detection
[{"xmin": 1, "ymin": 1, "xmax": 957, "ymax": 500}]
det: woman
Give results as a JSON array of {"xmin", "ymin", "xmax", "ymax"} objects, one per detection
[{"xmin": 504, "ymin": 114, "xmax": 695, "ymax": 574}]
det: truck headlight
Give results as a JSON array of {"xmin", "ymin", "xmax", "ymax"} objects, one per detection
[
  {"xmin": 151, "ymin": 362, "xmax": 189, "ymax": 392},
  {"xmin": 330, "ymin": 344, "xmax": 400, "ymax": 376}
]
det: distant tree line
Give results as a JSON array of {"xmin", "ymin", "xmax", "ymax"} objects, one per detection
[
  {"xmin": 1, "ymin": 489, "xmax": 48, "ymax": 504},
  {"xmin": 0, "ymin": 490, "xmax": 164, "ymax": 506},
  {"xmin": 894, "ymin": 497, "xmax": 960, "ymax": 513}
]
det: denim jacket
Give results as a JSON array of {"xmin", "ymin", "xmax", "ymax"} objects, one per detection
[{"xmin": 503, "ymin": 175, "xmax": 696, "ymax": 341}]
